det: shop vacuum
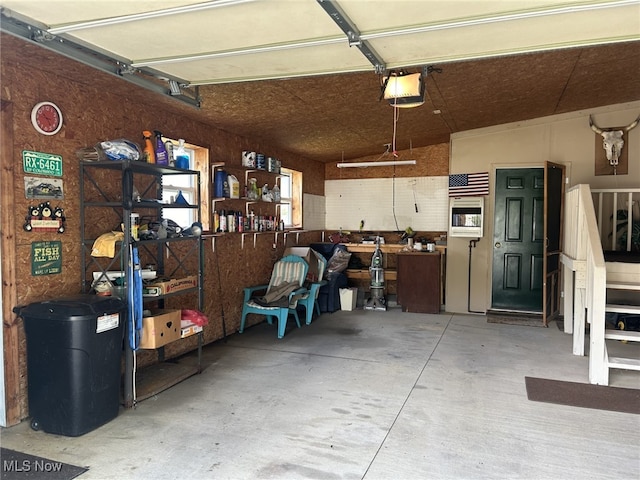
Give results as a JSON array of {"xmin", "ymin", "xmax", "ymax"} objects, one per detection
[{"xmin": 364, "ymin": 238, "xmax": 387, "ymax": 311}]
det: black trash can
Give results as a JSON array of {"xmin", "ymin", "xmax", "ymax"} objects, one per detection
[{"xmin": 15, "ymin": 294, "xmax": 126, "ymax": 437}]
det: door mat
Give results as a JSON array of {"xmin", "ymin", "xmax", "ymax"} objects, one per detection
[
  {"xmin": 525, "ymin": 376, "xmax": 640, "ymax": 414},
  {"xmin": 0, "ymin": 448, "xmax": 87, "ymax": 480},
  {"xmin": 486, "ymin": 310, "xmax": 544, "ymax": 327}
]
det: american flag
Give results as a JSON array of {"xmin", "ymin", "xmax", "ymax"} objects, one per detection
[{"xmin": 448, "ymin": 172, "xmax": 489, "ymax": 197}]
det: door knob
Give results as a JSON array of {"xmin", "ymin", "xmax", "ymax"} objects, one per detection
[{"xmin": 495, "ymin": 242, "xmax": 501, "ymax": 248}]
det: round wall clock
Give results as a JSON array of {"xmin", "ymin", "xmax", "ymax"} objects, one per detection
[{"xmin": 31, "ymin": 101, "xmax": 63, "ymax": 135}]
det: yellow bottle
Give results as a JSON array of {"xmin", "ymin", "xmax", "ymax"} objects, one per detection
[{"xmin": 142, "ymin": 130, "xmax": 155, "ymax": 164}]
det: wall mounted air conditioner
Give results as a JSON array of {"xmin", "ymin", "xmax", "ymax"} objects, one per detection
[{"xmin": 449, "ymin": 197, "xmax": 484, "ymax": 238}]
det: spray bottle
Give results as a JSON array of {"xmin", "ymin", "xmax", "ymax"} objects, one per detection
[
  {"xmin": 154, "ymin": 130, "xmax": 169, "ymax": 166},
  {"xmin": 142, "ymin": 131, "xmax": 155, "ymax": 164}
]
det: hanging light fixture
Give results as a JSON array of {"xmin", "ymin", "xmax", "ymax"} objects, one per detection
[
  {"xmin": 382, "ymin": 69, "xmax": 426, "ymax": 108},
  {"xmin": 337, "ymin": 159, "xmax": 416, "ymax": 168},
  {"xmin": 336, "ymin": 142, "xmax": 416, "ymax": 169}
]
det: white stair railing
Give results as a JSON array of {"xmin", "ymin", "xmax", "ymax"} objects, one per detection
[
  {"xmin": 560, "ymin": 185, "xmax": 608, "ymax": 384},
  {"xmin": 562, "ymin": 185, "xmax": 640, "ymax": 385},
  {"xmin": 591, "ymin": 188, "xmax": 640, "ymax": 253}
]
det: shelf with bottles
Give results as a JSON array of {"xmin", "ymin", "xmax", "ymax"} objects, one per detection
[
  {"xmin": 212, "ymin": 208, "xmax": 284, "ymax": 234},
  {"xmin": 211, "ymin": 162, "xmax": 281, "ymax": 199}
]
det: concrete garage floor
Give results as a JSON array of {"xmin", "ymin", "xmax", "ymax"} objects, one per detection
[{"xmin": 2, "ymin": 308, "xmax": 639, "ymax": 479}]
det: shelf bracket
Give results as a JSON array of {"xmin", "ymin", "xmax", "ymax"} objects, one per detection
[{"xmin": 242, "ymin": 232, "xmax": 258, "ymax": 249}]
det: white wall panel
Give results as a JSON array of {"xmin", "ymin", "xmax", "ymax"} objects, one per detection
[
  {"xmin": 325, "ymin": 177, "xmax": 449, "ymax": 232},
  {"xmin": 303, "ymin": 193, "xmax": 326, "ymax": 230}
]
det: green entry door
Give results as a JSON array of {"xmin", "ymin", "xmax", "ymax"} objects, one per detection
[{"xmin": 491, "ymin": 168, "xmax": 544, "ymax": 312}]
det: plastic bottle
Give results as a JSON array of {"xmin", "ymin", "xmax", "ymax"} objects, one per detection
[
  {"xmin": 228, "ymin": 175, "xmax": 240, "ymax": 199},
  {"xmin": 164, "ymin": 140, "xmax": 175, "ymax": 166},
  {"xmin": 237, "ymin": 211, "xmax": 244, "ymax": 233},
  {"xmin": 174, "ymin": 139, "xmax": 190, "ymax": 170},
  {"xmin": 223, "ymin": 176, "xmax": 230, "ymax": 198},
  {"xmin": 142, "ymin": 131, "xmax": 155, "ymax": 164},
  {"xmin": 248, "ymin": 178, "xmax": 258, "ymax": 200},
  {"xmin": 154, "ymin": 130, "xmax": 169, "ymax": 166},
  {"xmin": 213, "ymin": 210, "xmax": 220, "ymax": 232},
  {"xmin": 272, "ymin": 184, "xmax": 281, "ymax": 202},
  {"xmin": 214, "ymin": 169, "xmax": 227, "ymax": 198},
  {"xmin": 219, "ymin": 209, "xmax": 227, "ymax": 232},
  {"xmin": 227, "ymin": 211, "xmax": 235, "ymax": 232}
]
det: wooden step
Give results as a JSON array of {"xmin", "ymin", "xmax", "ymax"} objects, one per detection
[
  {"xmin": 604, "ymin": 329, "xmax": 640, "ymax": 342},
  {"xmin": 606, "ymin": 281, "xmax": 640, "ymax": 291},
  {"xmin": 605, "ymin": 304, "xmax": 640, "ymax": 314},
  {"xmin": 608, "ymin": 357, "xmax": 640, "ymax": 371}
]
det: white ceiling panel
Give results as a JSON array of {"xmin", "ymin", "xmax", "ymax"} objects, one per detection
[
  {"xmin": 2, "ymin": 0, "xmax": 638, "ymax": 86},
  {"xmin": 0, "ymin": 0, "xmax": 198, "ymax": 25},
  {"xmin": 64, "ymin": 1, "xmax": 342, "ymax": 61},
  {"xmin": 157, "ymin": 41, "xmax": 372, "ymax": 83},
  {"xmin": 335, "ymin": 0, "xmax": 612, "ymax": 30},
  {"xmin": 367, "ymin": 5, "xmax": 640, "ymax": 68}
]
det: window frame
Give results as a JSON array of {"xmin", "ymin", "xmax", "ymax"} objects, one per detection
[
  {"xmin": 280, "ymin": 167, "xmax": 302, "ymax": 228},
  {"xmin": 161, "ymin": 140, "xmax": 209, "ymax": 231}
]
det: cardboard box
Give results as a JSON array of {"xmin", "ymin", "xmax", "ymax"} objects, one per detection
[
  {"xmin": 139, "ymin": 309, "xmax": 181, "ymax": 349},
  {"xmin": 283, "ymin": 247, "xmax": 323, "ymax": 282},
  {"xmin": 148, "ymin": 275, "xmax": 198, "ymax": 295},
  {"xmin": 339, "ymin": 287, "xmax": 358, "ymax": 311},
  {"xmin": 180, "ymin": 320, "xmax": 203, "ymax": 339}
]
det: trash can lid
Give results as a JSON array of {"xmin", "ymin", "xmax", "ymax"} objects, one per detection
[{"xmin": 15, "ymin": 294, "xmax": 126, "ymax": 321}]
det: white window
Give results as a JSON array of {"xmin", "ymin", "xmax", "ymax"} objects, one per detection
[
  {"xmin": 279, "ymin": 169, "xmax": 292, "ymax": 227},
  {"xmin": 280, "ymin": 168, "xmax": 302, "ymax": 228},
  {"xmin": 161, "ymin": 141, "xmax": 209, "ymax": 231}
]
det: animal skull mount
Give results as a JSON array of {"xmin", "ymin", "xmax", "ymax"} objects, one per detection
[{"xmin": 589, "ymin": 114, "xmax": 639, "ymax": 175}]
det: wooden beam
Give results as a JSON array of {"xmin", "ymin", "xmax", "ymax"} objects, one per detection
[{"xmin": 1, "ymin": 100, "xmax": 22, "ymax": 426}]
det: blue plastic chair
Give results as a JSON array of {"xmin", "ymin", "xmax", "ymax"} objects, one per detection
[
  {"xmin": 295, "ymin": 252, "xmax": 327, "ymax": 325},
  {"xmin": 240, "ymin": 255, "xmax": 309, "ymax": 339}
]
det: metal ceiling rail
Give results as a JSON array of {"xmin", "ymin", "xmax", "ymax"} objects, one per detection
[{"xmin": 315, "ymin": 0, "xmax": 385, "ymax": 74}]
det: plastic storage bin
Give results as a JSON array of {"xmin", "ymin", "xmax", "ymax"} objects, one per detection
[
  {"xmin": 339, "ymin": 288, "xmax": 358, "ymax": 311},
  {"xmin": 16, "ymin": 295, "xmax": 126, "ymax": 436}
]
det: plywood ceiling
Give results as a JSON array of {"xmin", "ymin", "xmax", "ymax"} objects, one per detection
[{"xmin": 2, "ymin": 0, "xmax": 639, "ymax": 162}]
